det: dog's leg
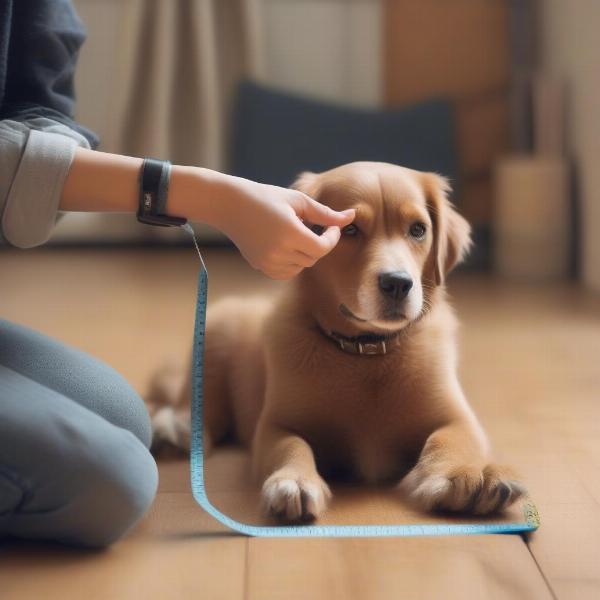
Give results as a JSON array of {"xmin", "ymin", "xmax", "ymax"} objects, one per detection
[
  {"xmin": 399, "ymin": 421, "xmax": 526, "ymax": 514},
  {"xmin": 253, "ymin": 421, "xmax": 331, "ymax": 522}
]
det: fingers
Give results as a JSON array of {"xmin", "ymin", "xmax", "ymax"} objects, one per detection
[
  {"xmin": 291, "ymin": 250, "xmax": 317, "ymax": 268},
  {"xmin": 263, "ymin": 223, "xmax": 340, "ymax": 278},
  {"xmin": 319, "ymin": 225, "xmax": 343, "ymax": 251},
  {"xmin": 261, "ymin": 224, "xmax": 341, "ymax": 279},
  {"xmin": 263, "ymin": 250, "xmax": 316, "ymax": 279},
  {"xmin": 296, "ymin": 224, "xmax": 341, "ymax": 259},
  {"xmin": 262, "ymin": 245, "xmax": 328, "ymax": 279},
  {"xmin": 295, "ymin": 193, "xmax": 355, "ymax": 227},
  {"xmin": 252, "ymin": 190, "xmax": 353, "ymax": 279}
]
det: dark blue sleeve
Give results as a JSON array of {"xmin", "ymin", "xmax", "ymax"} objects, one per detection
[{"xmin": 1, "ymin": 0, "xmax": 99, "ymax": 147}]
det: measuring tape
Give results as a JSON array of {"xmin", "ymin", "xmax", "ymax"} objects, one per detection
[{"xmin": 183, "ymin": 226, "xmax": 540, "ymax": 537}]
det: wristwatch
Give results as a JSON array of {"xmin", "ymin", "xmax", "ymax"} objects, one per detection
[{"xmin": 137, "ymin": 158, "xmax": 187, "ymax": 227}]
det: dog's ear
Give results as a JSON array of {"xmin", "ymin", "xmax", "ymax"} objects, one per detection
[
  {"xmin": 423, "ymin": 173, "xmax": 472, "ymax": 286},
  {"xmin": 291, "ymin": 171, "xmax": 320, "ymax": 196}
]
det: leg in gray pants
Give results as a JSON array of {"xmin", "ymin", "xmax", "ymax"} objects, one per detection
[{"xmin": 0, "ymin": 319, "xmax": 158, "ymax": 548}]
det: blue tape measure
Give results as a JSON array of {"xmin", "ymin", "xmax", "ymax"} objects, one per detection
[{"xmin": 185, "ymin": 230, "xmax": 540, "ymax": 537}]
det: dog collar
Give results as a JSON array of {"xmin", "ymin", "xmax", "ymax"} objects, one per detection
[{"xmin": 322, "ymin": 329, "xmax": 398, "ymax": 356}]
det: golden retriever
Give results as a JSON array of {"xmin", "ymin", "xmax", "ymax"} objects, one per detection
[{"xmin": 151, "ymin": 162, "xmax": 525, "ymax": 521}]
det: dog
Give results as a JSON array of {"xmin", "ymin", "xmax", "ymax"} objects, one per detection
[{"xmin": 150, "ymin": 162, "xmax": 526, "ymax": 521}]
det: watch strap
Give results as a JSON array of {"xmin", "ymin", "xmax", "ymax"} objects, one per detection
[{"xmin": 137, "ymin": 158, "xmax": 187, "ymax": 227}]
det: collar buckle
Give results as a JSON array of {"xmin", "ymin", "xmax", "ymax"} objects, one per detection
[
  {"xmin": 359, "ymin": 341, "xmax": 386, "ymax": 355},
  {"xmin": 334, "ymin": 335, "xmax": 388, "ymax": 356}
]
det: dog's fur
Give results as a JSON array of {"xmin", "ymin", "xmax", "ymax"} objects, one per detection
[{"xmin": 151, "ymin": 162, "xmax": 525, "ymax": 521}]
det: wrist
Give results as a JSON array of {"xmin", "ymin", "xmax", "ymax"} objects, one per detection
[{"xmin": 166, "ymin": 165, "xmax": 241, "ymax": 232}]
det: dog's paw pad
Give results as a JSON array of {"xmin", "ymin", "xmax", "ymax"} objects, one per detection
[{"xmin": 261, "ymin": 472, "xmax": 331, "ymax": 522}]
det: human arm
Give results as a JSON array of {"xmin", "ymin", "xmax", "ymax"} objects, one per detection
[{"xmin": 60, "ymin": 147, "xmax": 355, "ymax": 279}]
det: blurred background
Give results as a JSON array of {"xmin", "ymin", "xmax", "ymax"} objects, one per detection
[{"xmin": 55, "ymin": 0, "xmax": 599, "ymax": 291}]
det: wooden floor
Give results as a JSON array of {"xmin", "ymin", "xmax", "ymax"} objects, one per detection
[{"xmin": 1, "ymin": 247, "xmax": 599, "ymax": 600}]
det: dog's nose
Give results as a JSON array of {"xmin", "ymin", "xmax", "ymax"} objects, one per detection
[{"xmin": 378, "ymin": 271, "xmax": 413, "ymax": 301}]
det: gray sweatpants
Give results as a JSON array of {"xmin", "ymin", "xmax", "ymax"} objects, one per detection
[{"xmin": 0, "ymin": 319, "xmax": 158, "ymax": 548}]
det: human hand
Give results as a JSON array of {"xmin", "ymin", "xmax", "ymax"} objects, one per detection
[{"xmin": 211, "ymin": 174, "xmax": 355, "ymax": 279}]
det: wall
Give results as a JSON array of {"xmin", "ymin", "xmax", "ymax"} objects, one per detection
[
  {"xmin": 262, "ymin": 0, "xmax": 381, "ymax": 107},
  {"xmin": 539, "ymin": 0, "xmax": 600, "ymax": 290}
]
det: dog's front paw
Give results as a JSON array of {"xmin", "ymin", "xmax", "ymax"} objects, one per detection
[
  {"xmin": 399, "ymin": 462, "xmax": 526, "ymax": 515},
  {"xmin": 151, "ymin": 406, "xmax": 191, "ymax": 454},
  {"xmin": 261, "ymin": 470, "xmax": 332, "ymax": 522}
]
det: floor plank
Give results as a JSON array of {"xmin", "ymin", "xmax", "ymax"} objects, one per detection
[
  {"xmin": 0, "ymin": 530, "xmax": 245, "ymax": 600},
  {"xmin": 246, "ymin": 536, "xmax": 552, "ymax": 600}
]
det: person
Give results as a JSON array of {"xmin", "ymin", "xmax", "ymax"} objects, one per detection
[{"xmin": 0, "ymin": 0, "xmax": 354, "ymax": 548}]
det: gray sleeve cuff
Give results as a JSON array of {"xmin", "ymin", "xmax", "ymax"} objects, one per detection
[{"xmin": 1, "ymin": 121, "xmax": 90, "ymax": 248}]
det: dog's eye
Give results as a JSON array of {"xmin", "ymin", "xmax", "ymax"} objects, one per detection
[
  {"xmin": 409, "ymin": 222, "xmax": 426, "ymax": 239},
  {"xmin": 342, "ymin": 224, "xmax": 359, "ymax": 237}
]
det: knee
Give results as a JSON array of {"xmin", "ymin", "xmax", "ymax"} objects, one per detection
[
  {"xmin": 66, "ymin": 433, "xmax": 159, "ymax": 548},
  {"xmin": 0, "ymin": 378, "xmax": 158, "ymax": 548},
  {"xmin": 0, "ymin": 319, "xmax": 153, "ymax": 448}
]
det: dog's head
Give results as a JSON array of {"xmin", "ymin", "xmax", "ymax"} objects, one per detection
[{"xmin": 294, "ymin": 162, "xmax": 471, "ymax": 335}]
